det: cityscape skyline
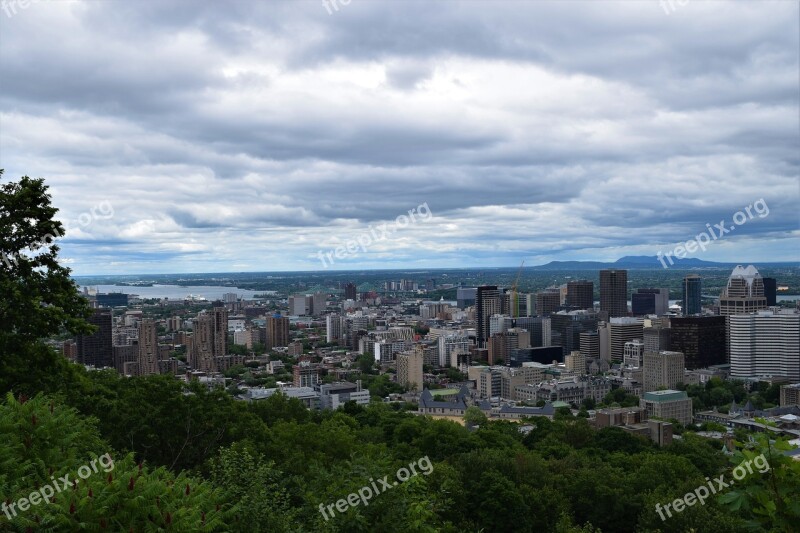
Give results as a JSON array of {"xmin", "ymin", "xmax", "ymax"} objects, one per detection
[{"xmin": 2, "ymin": 2, "xmax": 799, "ymax": 530}]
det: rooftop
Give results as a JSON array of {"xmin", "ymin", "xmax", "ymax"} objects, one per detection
[{"xmin": 643, "ymin": 390, "xmax": 689, "ymax": 403}]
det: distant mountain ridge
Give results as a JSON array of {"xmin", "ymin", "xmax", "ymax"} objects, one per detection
[{"xmin": 530, "ymin": 256, "xmax": 794, "ymax": 270}]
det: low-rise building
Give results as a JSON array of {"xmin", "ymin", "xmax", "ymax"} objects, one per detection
[
  {"xmin": 780, "ymin": 383, "xmax": 800, "ymax": 407},
  {"xmin": 640, "ymin": 390, "xmax": 693, "ymax": 426},
  {"xmin": 317, "ymin": 382, "xmax": 371, "ymax": 409}
]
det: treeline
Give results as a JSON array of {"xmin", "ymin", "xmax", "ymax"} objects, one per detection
[{"xmin": 3, "ymin": 372, "xmax": 800, "ymax": 531}]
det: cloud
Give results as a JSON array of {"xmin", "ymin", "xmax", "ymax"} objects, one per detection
[{"xmin": 0, "ymin": 0, "xmax": 797, "ymax": 274}]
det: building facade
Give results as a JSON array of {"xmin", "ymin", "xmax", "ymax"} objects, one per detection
[
  {"xmin": 729, "ymin": 310, "xmax": 800, "ymax": 381},
  {"xmin": 600, "ymin": 269, "xmax": 628, "ymax": 318}
]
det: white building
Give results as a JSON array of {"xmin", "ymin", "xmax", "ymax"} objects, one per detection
[
  {"xmin": 438, "ymin": 331, "xmax": 471, "ymax": 367},
  {"xmin": 326, "ymin": 313, "xmax": 346, "ymax": 343},
  {"xmin": 730, "ymin": 310, "xmax": 800, "ymax": 381},
  {"xmin": 623, "ymin": 339, "xmax": 645, "ymax": 367}
]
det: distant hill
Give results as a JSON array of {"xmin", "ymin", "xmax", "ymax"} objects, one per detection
[{"xmin": 531, "ymin": 256, "xmax": 735, "ymax": 270}]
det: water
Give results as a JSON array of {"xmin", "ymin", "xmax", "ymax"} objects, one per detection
[{"xmin": 82, "ymin": 284, "xmax": 276, "ymax": 301}]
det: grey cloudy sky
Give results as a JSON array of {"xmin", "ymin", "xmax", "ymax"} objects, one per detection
[{"xmin": 0, "ymin": 0, "xmax": 798, "ymax": 275}]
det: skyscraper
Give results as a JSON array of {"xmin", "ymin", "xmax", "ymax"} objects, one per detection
[
  {"xmin": 311, "ymin": 292, "xmax": 327, "ymax": 316},
  {"xmin": 566, "ymin": 280, "xmax": 594, "ymax": 310},
  {"xmin": 535, "ymin": 290, "xmax": 561, "ymax": 316},
  {"xmin": 397, "ymin": 350, "xmax": 424, "ymax": 392},
  {"xmin": 729, "ymin": 310, "xmax": 800, "ymax": 381},
  {"xmin": 719, "ymin": 265, "xmax": 767, "ymax": 316},
  {"xmin": 600, "ymin": 269, "xmax": 628, "ymax": 318},
  {"xmin": 476, "ymin": 286, "xmax": 501, "ymax": 347},
  {"xmin": 606, "ymin": 317, "xmax": 643, "ymax": 362},
  {"xmin": 631, "ymin": 288, "xmax": 669, "ymax": 316},
  {"xmin": 762, "ymin": 277, "xmax": 777, "ymax": 306},
  {"xmin": 212, "ymin": 306, "xmax": 228, "ymax": 357},
  {"xmin": 190, "ymin": 314, "xmax": 216, "ymax": 372},
  {"xmin": 514, "ymin": 316, "xmax": 551, "ymax": 347},
  {"xmin": 580, "ymin": 331, "xmax": 600, "ymax": 360},
  {"xmin": 76, "ymin": 308, "xmax": 113, "ymax": 368},
  {"xmin": 670, "ymin": 316, "xmax": 727, "ymax": 369},
  {"xmin": 456, "ymin": 287, "xmax": 477, "ymax": 309},
  {"xmin": 643, "ymin": 323, "xmax": 671, "ymax": 354},
  {"xmin": 643, "ymin": 351, "xmax": 685, "ymax": 393},
  {"xmin": 344, "ymin": 282, "xmax": 357, "ymax": 301},
  {"xmin": 682, "ymin": 274, "xmax": 702, "ymax": 316},
  {"xmin": 266, "ymin": 313, "xmax": 290, "ymax": 349},
  {"xmin": 326, "ymin": 313, "xmax": 346, "ymax": 343},
  {"xmin": 550, "ymin": 310, "xmax": 599, "ymax": 356},
  {"xmin": 137, "ymin": 319, "xmax": 160, "ymax": 376}
]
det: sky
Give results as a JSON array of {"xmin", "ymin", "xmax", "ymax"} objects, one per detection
[{"xmin": 0, "ymin": 0, "xmax": 798, "ymax": 275}]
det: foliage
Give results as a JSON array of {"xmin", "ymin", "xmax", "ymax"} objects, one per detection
[
  {"xmin": 717, "ymin": 434, "xmax": 800, "ymax": 531},
  {"xmin": 0, "ymin": 172, "xmax": 94, "ymax": 394},
  {"xmin": 0, "ymin": 393, "xmax": 227, "ymax": 531}
]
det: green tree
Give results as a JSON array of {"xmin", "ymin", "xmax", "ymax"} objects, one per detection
[
  {"xmin": 718, "ymin": 434, "xmax": 800, "ymax": 531},
  {"xmin": 0, "ymin": 393, "xmax": 227, "ymax": 530},
  {"xmin": 0, "ymin": 171, "xmax": 94, "ymax": 394},
  {"xmin": 210, "ymin": 446, "xmax": 297, "ymax": 532},
  {"xmin": 463, "ymin": 406, "xmax": 488, "ymax": 427}
]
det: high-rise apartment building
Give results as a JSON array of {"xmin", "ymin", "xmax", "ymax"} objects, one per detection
[
  {"xmin": 600, "ymin": 269, "xmax": 628, "ymax": 318},
  {"xmin": 682, "ymin": 274, "xmax": 702, "ymax": 315},
  {"xmin": 397, "ymin": 350, "xmax": 424, "ymax": 392},
  {"xmin": 476, "ymin": 286, "xmax": 501, "ymax": 347},
  {"xmin": 566, "ymin": 280, "xmax": 594, "ymax": 310},
  {"xmin": 137, "ymin": 319, "xmax": 160, "ymax": 376},
  {"xmin": 266, "ymin": 313, "xmax": 290, "ymax": 349},
  {"xmin": 719, "ymin": 265, "xmax": 768, "ymax": 316},
  {"xmin": 76, "ymin": 308, "xmax": 113, "ymax": 368},
  {"xmin": 326, "ymin": 313, "xmax": 346, "ymax": 343},
  {"xmin": 190, "ymin": 314, "xmax": 216, "ymax": 372},
  {"xmin": 212, "ymin": 306, "xmax": 228, "ymax": 357},
  {"xmin": 729, "ymin": 310, "xmax": 800, "ymax": 381}
]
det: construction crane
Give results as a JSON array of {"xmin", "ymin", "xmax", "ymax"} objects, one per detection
[{"xmin": 511, "ymin": 260, "xmax": 525, "ymax": 318}]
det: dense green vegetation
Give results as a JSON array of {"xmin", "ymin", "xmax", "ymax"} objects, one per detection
[{"xmin": 2, "ymin": 173, "xmax": 800, "ymax": 531}]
